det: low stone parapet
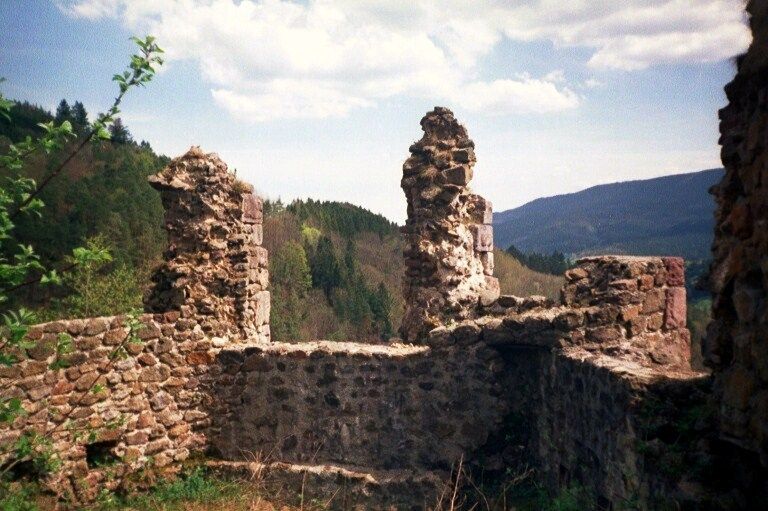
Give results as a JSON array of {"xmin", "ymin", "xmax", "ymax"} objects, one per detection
[{"xmin": 207, "ymin": 339, "xmax": 507, "ymax": 473}]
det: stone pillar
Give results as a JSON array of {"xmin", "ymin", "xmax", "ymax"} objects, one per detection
[
  {"xmin": 144, "ymin": 147, "xmax": 270, "ymax": 342},
  {"xmin": 561, "ymin": 256, "xmax": 691, "ymax": 369},
  {"xmin": 707, "ymin": 0, "xmax": 768, "ymax": 465},
  {"xmin": 399, "ymin": 107, "xmax": 499, "ymax": 342}
]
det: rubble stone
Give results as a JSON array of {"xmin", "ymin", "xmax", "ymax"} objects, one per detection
[{"xmin": 144, "ymin": 147, "xmax": 270, "ymax": 343}]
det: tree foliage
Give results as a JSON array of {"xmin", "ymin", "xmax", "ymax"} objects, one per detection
[
  {"xmin": 263, "ymin": 202, "xmax": 398, "ymax": 342},
  {"xmin": 309, "ymin": 235, "xmax": 341, "ymax": 299},
  {"xmin": 0, "ymin": 36, "xmax": 164, "ymax": 499},
  {"xmin": 288, "ymin": 198, "xmax": 397, "ymax": 239},
  {"xmin": 506, "ymin": 244, "xmax": 573, "ymax": 276},
  {"xmin": 109, "ymin": 117, "xmax": 132, "ymax": 144},
  {"xmin": 270, "ymin": 241, "xmax": 312, "ymax": 341}
]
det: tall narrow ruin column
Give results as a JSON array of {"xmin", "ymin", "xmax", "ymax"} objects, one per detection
[
  {"xmin": 144, "ymin": 147, "xmax": 270, "ymax": 342},
  {"xmin": 400, "ymin": 107, "xmax": 499, "ymax": 342}
]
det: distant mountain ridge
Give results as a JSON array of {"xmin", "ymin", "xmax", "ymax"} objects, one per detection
[{"xmin": 493, "ymin": 169, "xmax": 723, "ymax": 261}]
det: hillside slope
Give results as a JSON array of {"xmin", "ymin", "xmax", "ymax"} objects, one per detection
[
  {"xmin": 493, "ymin": 169, "xmax": 723, "ymax": 260},
  {"xmin": 263, "ymin": 200, "xmax": 563, "ymax": 342}
]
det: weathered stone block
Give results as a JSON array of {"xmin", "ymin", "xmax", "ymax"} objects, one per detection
[
  {"xmin": 241, "ymin": 193, "xmax": 263, "ymax": 224},
  {"xmin": 664, "ymin": 287, "xmax": 687, "ymax": 329},
  {"xmin": 471, "ymin": 224, "xmax": 493, "ymax": 252},
  {"xmin": 565, "ymin": 267, "xmax": 589, "ymax": 282},
  {"xmin": 480, "ymin": 251, "xmax": 494, "ymax": 275},
  {"xmin": 451, "ymin": 148, "xmax": 475, "ymax": 164},
  {"xmin": 252, "ymin": 224, "xmax": 264, "ymax": 246},
  {"xmin": 663, "ymin": 257, "xmax": 685, "ymax": 287},
  {"xmin": 479, "ymin": 276, "xmax": 500, "ymax": 306},
  {"xmin": 84, "ymin": 318, "xmax": 110, "ymax": 336},
  {"xmin": 445, "ymin": 165, "xmax": 472, "ymax": 185},
  {"xmin": 642, "ymin": 288, "xmax": 666, "ymax": 314},
  {"xmin": 254, "ymin": 291, "xmax": 271, "ymax": 326}
]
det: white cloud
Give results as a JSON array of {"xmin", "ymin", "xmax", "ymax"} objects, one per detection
[
  {"xmin": 460, "ymin": 77, "xmax": 579, "ymax": 114},
  {"xmin": 496, "ymin": 0, "xmax": 750, "ymax": 70},
  {"xmin": 58, "ymin": 0, "xmax": 750, "ymax": 121},
  {"xmin": 543, "ymin": 70, "xmax": 566, "ymax": 83},
  {"xmin": 211, "ymin": 82, "xmax": 374, "ymax": 122},
  {"xmin": 56, "ymin": 0, "xmax": 119, "ymax": 19}
]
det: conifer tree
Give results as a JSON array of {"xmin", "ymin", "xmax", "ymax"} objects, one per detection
[
  {"xmin": 109, "ymin": 117, "xmax": 131, "ymax": 144},
  {"xmin": 270, "ymin": 242, "xmax": 311, "ymax": 341},
  {"xmin": 54, "ymin": 98, "xmax": 71, "ymax": 124},
  {"xmin": 311, "ymin": 236, "xmax": 341, "ymax": 298},
  {"xmin": 71, "ymin": 101, "xmax": 88, "ymax": 134}
]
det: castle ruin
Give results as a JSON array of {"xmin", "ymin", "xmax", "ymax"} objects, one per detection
[{"xmin": 1, "ymin": 1, "xmax": 768, "ymax": 508}]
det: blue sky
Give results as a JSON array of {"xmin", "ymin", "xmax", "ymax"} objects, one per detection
[{"xmin": 0, "ymin": 0, "xmax": 751, "ymax": 222}]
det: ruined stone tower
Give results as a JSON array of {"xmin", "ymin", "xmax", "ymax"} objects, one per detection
[
  {"xmin": 400, "ymin": 107, "xmax": 499, "ymax": 342},
  {"xmin": 144, "ymin": 147, "xmax": 270, "ymax": 342}
]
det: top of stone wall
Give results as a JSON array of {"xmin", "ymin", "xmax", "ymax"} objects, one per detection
[
  {"xmin": 220, "ymin": 340, "xmax": 428, "ymax": 359},
  {"xmin": 148, "ymin": 146, "xmax": 252, "ymax": 193}
]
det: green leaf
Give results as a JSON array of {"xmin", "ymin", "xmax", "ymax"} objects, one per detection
[
  {"xmin": 0, "ymin": 397, "xmax": 24, "ymax": 422},
  {"xmin": 96, "ymin": 125, "xmax": 111, "ymax": 140},
  {"xmin": 40, "ymin": 269, "xmax": 62, "ymax": 286},
  {"xmin": 0, "ymin": 353, "xmax": 17, "ymax": 366}
]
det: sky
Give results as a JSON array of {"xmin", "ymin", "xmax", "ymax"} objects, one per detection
[{"xmin": 0, "ymin": 0, "xmax": 752, "ymax": 222}]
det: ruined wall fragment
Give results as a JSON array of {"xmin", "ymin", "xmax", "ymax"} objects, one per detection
[
  {"xmin": 400, "ymin": 107, "xmax": 499, "ymax": 342},
  {"xmin": 561, "ymin": 256, "xmax": 691, "ymax": 369},
  {"xmin": 209, "ymin": 340, "xmax": 507, "ymax": 472},
  {"xmin": 0, "ymin": 148, "xmax": 271, "ymax": 503},
  {"xmin": 145, "ymin": 147, "xmax": 270, "ymax": 342},
  {"xmin": 708, "ymin": 0, "xmax": 768, "ymax": 466},
  {"xmin": 0, "ymin": 313, "xmax": 218, "ymax": 502}
]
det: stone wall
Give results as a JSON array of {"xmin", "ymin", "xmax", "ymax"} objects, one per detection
[
  {"xmin": 145, "ymin": 147, "xmax": 270, "ymax": 342},
  {"xmin": 0, "ymin": 148, "xmax": 268, "ymax": 502},
  {"xmin": 208, "ymin": 340, "xmax": 506, "ymax": 472},
  {"xmin": 0, "ymin": 113, "xmax": 733, "ymax": 510},
  {"xmin": 400, "ymin": 108, "xmax": 499, "ymax": 342},
  {"xmin": 561, "ymin": 255, "xmax": 691, "ymax": 369},
  {"xmin": 533, "ymin": 349, "xmax": 711, "ymax": 508},
  {"xmin": 0, "ymin": 313, "xmax": 220, "ymax": 501},
  {"xmin": 708, "ymin": 0, "xmax": 768, "ymax": 467},
  {"xmin": 423, "ymin": 253, "xmax": 698, "ymax": 508}
]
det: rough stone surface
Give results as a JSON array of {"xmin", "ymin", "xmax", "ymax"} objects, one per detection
[
  {"xmin": 707, "ymin": 0, "xmax": 768, "ymax": 467},
  {"xmin": 400, "ymin": 107, "xmax": 499, "ymax": 342},
  {"xmin": 0, "ymin": 314, "xmax": 216, "ymax": 502},
  {"xmin": 209, "ymin": 340, "xmax": 506, "ymax": 472},
  {"xmin": 144, "ymin": 147, "xmax": 270, "ymax": 342}
]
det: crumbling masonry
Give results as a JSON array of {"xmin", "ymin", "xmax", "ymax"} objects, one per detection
[
  {"xmin": 400, "ymin": 107, "xmax": 498, "ymax": 342},
  {"xmin": 707, "ymin": 0, "xmax": 768, "ymax": 475},
  {"xmin": 2, "ymin": 4, "xmax": 768, "ymax": 507}
]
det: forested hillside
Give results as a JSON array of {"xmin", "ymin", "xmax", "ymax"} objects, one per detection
[
  {"xmin": 262, "ymin": 199, "xmax": 402, "ymax": 342},
  {"xmin": 1, "ymin": 97, "xmax": 564, "ymax": 342},
  {"xmin": 494, "ymin": 169, "xmax": 723, "ymax": 260},
  {"xmin": 0, "ymin": 99, "xmax": 168, "ymax": 319}
]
